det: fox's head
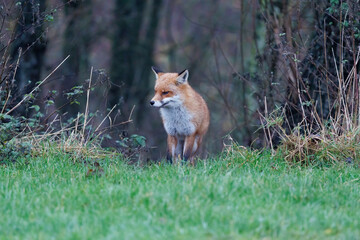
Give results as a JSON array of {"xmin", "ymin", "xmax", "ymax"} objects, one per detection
[{"xmin": 150, "ymin": 67, "xmax": 189, "ymax": 108}]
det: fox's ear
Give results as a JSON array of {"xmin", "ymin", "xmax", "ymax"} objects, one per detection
[
  {"xmin": 151, "ymin": 66, "xmax": 163, "ymax": 79},
  {"xmin": 177, "ymin": 69, "xmax": 189, "ymax": 85}
]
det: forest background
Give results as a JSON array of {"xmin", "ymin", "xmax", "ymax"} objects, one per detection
[{"xmin": 1, "ymin": 0, "xmax": 359, "ymax": 160}]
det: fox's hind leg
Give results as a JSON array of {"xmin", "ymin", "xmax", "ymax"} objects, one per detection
[
  {"xmin": 175, "ymin": 139, "xmax": 184, "ymax": 161},
  {"xmin": 186, "ymin": 135, "xmax": 203, "ymax": 165},
  {"xmin": 183, "ymin": 134, "xmax": 196, "ymax": 162},
  {"xmin": 193, "ymin": 135, "xmax": 203, "ymax": 156}
]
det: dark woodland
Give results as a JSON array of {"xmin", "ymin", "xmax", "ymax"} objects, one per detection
[{"xmin": 1, "ymin": 0, "xmax": 360, "ymax": 160}]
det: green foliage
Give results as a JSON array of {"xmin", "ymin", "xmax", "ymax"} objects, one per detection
[
  {"xmin": 0, "ymin": 114, "xmax": 33, "ymax": 163},
  {"xmin": 44, "ymin": 10, "xmax": 56, "ymax": 22},
  {"xmin": 0, "ymin": 139, "xmax": 31, "ymax": 163},
  {"xmin": 0, "ymin": 85, "xmax": 44, "ymax": 162},
  {"xmin": 115, "ymin": 134, "xmax": 147, "ymax": 160},
  {"xmin": 130, "ymin": 134, "xmax": 146, "ymax": 147},
  {"xmin": 65, "ymin": 85, "xmax": 84, "ymax": 105},
  {"xmin": 0, "ymin": 114, "xmax": 20, "ymax": 142}
]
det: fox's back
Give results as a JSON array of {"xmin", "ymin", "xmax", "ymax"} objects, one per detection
[{"xmin": 182, "ymin": 88, "xmax": 209, "ymax": 135}]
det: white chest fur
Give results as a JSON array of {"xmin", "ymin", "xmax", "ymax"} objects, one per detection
[{"xmin": 160, "ymin": 105, "xmax": 195, "ymax": 137}]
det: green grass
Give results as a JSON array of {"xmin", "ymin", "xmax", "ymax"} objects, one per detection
[{"xmin": 0, "ymin": 150, "xmax": 359, "ymax": 239}]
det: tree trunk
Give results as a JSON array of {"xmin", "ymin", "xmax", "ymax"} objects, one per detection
[
  {"xmin": 62, "ymin": 0, "xmax": 91, "ymax": 115},
  {"xmin": 11, "ymin": 0, "xmax": 47, "ymax": 112},
  {"xmin": 110, "ymin": 0, "xmax": 163, "ymax": 123}
]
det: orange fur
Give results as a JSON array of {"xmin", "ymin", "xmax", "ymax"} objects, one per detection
[{"xmin": 150, "ymin": 68, "xmax": 210, "ymax": 163}]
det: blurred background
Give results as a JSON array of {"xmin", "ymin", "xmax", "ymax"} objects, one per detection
[{"xmin": 1, "ymin": 0, "xmax": 359, "ymax": 159}]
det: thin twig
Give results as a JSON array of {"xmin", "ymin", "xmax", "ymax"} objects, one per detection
[
  {"xmin": 6, "ymin": 55, "xmax": 70, "ymax": 115},
  {"xmin": 82, "ymin": 66, "xmax": 93, "ymax": 144},
  {"xmin": 128, "ymin": 105, "xmax": 135, "ymax": 121},
  {"xmin": 264, "ymin": 97, "xmax": 274, "ymax": 152},
  {"xmin": 95, "ymin": 104, "xmax": 117, "ymax": 132},
  {"xmin": 1, "ymin": 48, "xmax": 21, "ymax": 114}
]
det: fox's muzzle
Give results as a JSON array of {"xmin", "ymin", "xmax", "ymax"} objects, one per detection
[{"xmin": 150, "ymin": 99, "xmax": 163, "ymax": 107}]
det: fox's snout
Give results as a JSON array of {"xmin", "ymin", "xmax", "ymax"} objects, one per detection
[
  {"xmin": 150, "ymin": 96, "xmax": 175, "ymax": 108},
  {"xmin": 150, "ymin": 96, "xmax": 161, "ymax": 107},
  {"xmin": 149, "ymin": 96, "xmax": 162, "ymax": 107}
]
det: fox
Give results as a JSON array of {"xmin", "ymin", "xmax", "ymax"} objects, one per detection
[{"xmin": 150, "ymin": 66, "xmax": 210, "ymax": 163}]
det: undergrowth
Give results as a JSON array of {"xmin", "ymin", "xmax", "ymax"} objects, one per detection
[{"xmin": 1, "ymin": 0, "xmax": 360, "ymax": 167}]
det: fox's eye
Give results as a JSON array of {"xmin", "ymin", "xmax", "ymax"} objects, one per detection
[{"xmin": 162, "ymin": 91, "xmax": 169, "ymax": 95}]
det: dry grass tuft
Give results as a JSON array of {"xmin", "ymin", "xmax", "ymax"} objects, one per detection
[
  {"xmin": 278, "ymin": 131, "xmax": 359, "ymax": 166},
  {"xmin": 258, "ymin": 45, "xmax": 360, "ymax": 166},
  {"xmin": 18, "ymin": 110, "xmax": 123, "ymax": 162},
  {"xmin": 11, "ymin": 66, "xmax": 129, "ymax": 162}
]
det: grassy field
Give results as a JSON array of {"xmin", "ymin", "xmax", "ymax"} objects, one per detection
[{"xmin": 0, "ymin": 150, "xmax": 359, "ymax": 239}]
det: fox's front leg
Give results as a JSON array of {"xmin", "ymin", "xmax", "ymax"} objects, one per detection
[
  {"xmin": 167, "ymin": 135, "xmax": 184, "ymax": 163},
  {"xmin": 167, "ymin": 135, "xmax": 177, "ymax": 163},
  {"xmin": 183, "ymin": 134, "xmax": 196, "ymax": 162}
]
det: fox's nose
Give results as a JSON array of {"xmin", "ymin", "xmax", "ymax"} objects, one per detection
[{"xmin": 150, "ymin": 100, "xmax": 155, "ymax": 106}]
